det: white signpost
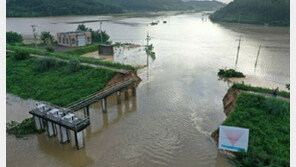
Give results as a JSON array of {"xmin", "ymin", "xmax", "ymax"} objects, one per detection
[{"xmin": 218, "ymin": 125, "xmax": 249, "ymax": 152}]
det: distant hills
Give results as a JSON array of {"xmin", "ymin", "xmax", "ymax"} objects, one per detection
[
  {"xmin": 7, "ymin": 0, "xmax": 225, "ymax": 17},
  {"xmin": 209, "ymin": 0, "xmax": 290, "ymax": 26}
]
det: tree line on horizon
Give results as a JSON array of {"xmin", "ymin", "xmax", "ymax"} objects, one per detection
[
  {"xmin": 6, "ymin": 0, "xmax": 225, "ymax": 17},
  {"xmin": 210, "ymin": 0, "xmax": 290, "ymax": 26}
]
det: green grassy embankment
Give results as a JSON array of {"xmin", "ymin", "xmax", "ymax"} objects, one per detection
[
  {"xmin": 221, "ymin": 92, "xmax": 289, "ymax": 166},
  {"xmin": 7, "ymin": 45, "xmax": 137, "ymax": 71},
  {"xmin": 7, "ymin": 56, "xmax": 115, "ymax": 106},
  {"xmin": 232, "ymin": 83, "xmax": 290, "ymax": 98}
]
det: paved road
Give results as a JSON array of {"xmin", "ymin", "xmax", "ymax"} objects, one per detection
[
  {"xmin": 31, "ymin": 54, "xmax": 131, "ymax": 74},
  {"xmin": 242, "ymin": 90, "xmax": 290, "ymax": 101}
]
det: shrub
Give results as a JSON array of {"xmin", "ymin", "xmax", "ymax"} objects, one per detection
[
  {"xmin": 263, "ymin": 98, "xmax": 290, "ymax": 117},
  {"xmin": 6, "ymin": 117, "xmax": 44, "ymax": 138},
  {"xmin": 67, "ymin": 59, "xmax": 81, "ymax": 72},
  {"xmin": 34, "ymin": 57, "xmax": 61, "ymax": 71},
  {"xmin": 14, "ymin": 50, "xmax": 30, "ymax": 60},
  {"xmin": 218, "ymin": 69, "xmax": 245, "ymax": 78},
  {"xmin": 46, "ymin": 45, "xmax": 55, "ymax": 52},
  {"xmin": 286, "ymin": 84, "xmax": 290, "ymax": 90},
  {"xmin": 6, "ymin": 31, "xmax": 23, "ymax": 44},
  {"xmin": 40, "ymin": 31, "xmax": 54, "ymax": 43}
]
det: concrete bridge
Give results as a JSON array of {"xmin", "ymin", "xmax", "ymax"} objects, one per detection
[{"xmin": 29, "ymin": 79, "xmax": 136, "ymax": 150}]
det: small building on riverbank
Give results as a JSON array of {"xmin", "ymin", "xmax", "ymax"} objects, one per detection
[
  {"xmin": 99, "ymin": 44, "xmax": 114, "ymax": 56},
  {"xmin": 57, "ymin": 31, "xmax": 92, "ymax": 47}
]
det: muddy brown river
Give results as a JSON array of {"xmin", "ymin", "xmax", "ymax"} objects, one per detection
[{"xmin": 6, "ymin": 12, "xmax": 289, "ymax": 167}]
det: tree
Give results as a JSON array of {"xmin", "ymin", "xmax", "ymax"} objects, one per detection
[
  {"xmin": 76, "ymin": 24, "xmax": 110, "ymax": 43},
  {"xmin": 40, "ymin": 32, "xmax": 54, "ymax": 43},
  {"xmin": 6, "ymin": 31, "xmax": 23, "ymax": 44},
  {"xmin": 91, "ymin": 30, "xmax": 110, "ymax": 43},
  {"xmin": 77, "ymin": 24, "xmax": 88, "ymax": 31}
]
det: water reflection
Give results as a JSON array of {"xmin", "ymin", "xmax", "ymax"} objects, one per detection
[
  {"xmin": 37, "ymin": 134, "xmax": 94, "ymax": 167},
  {"xmin": 84, "ymin": 95, "xmax": 137, "ymax": 138}
]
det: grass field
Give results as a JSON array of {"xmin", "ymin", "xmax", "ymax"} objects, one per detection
[
  {"xmin": 7, "ymin": 56, "xmax": 115, "ymax": 106},
  {"xmin": 222, "ymin": 92, "xmax": 289, "ymax": 167}
]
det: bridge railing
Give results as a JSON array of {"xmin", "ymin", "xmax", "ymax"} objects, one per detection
[{"xmin": 65, "ymin": 79, "xmax": 135, "ymax": 110}]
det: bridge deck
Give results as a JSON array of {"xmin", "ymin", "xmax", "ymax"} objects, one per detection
[{"xmin": 66, "ymin": 79, "xmax": 135, "ymax": 112}]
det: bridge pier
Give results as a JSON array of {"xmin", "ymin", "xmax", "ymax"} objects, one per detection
[
  {"xmin": 124, "ymin": 89, "xmax": 129, "ymax": 100},
  {"xmin": 58, "ymin": 126, "xmax": 71, "ymax": 143},
  {"xmin": 117, "ymin": 91, "xmax": 121, "ymax": 104},
  {"xmin": 74, "ymin": 130, "xmax": 85, "ymax": 150},
  {"xmin": 47, "ymin": 121, "xmax": 57, "ymax": 137},
  {"xmin": 132, "ymin": 84, "xmax": 136, "ymax": 96},
  {"xmin": 34, "ymin": 116, "xmax": 44, "ymax": 130},
  {"xmin": 101, "ymin": 98, "xmax": 107, "ymax": 113},
  {"xmin": 84, "ymin": 106, "xmax": 90, "ymax": 117}
]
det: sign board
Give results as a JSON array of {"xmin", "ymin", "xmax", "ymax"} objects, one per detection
[{"xmin": 218, "ymin": 125, "xmax": 249, "ymax": 152}]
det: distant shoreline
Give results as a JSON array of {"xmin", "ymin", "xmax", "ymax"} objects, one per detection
[{"xmin": 6, "ymin": 10, "xmax": 208, "ymax": 18}]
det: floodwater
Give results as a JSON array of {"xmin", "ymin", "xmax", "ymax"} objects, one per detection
[
  {"xmin": 82, "ymin": 45, "xmax": 147, "ymax": 67},
  {"xmin": 6, "ymin": 12, "xmax": 289, "ymax": 167}
]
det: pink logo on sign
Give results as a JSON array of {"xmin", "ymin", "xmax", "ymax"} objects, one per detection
[{"xmin": 224, "ymin": 129, "xmax": 244, "ymax": 146}]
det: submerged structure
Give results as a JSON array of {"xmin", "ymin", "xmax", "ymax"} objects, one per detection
[
  {"xmin": 29, "ymin": 79, "xmax": 136, "ymax": 150},
  {"xmin": 30, "ymin": 104, "xmax": 90, "ymax": 149}
]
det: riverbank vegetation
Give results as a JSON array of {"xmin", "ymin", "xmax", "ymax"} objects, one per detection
[
  {"xmin": 7, "ymin": 118, "xmax": 44, "ymax": 138},
  {"xmin": 146, "ymin": 44, "xmax": 156, "ymax": 60},
  {"xmin": 7, "ymin": 0, "xmax": 225, "ymax": 17},
  {"xmin": 7, "ymin": 56, "xmax": 115, "ymax": 106},
  {"xmin": 6, "ymin": 31, "xmax": 23, "ymax": 44},
  {"xmin": 218, "ymin": 69, "xmax": 245, "ymax": 78},
  {"xmin": 210, "ymin": 0, "xmax": 290, "ymax": 26},
  {"xmin": 222, "ymin": 92, "xmax": 289, "ymax": 166},
  {"xmin": 7, "ymin": 45, "xmax": 136, "ymax": 71},
  {"xmin": 232, "ymin": 83, "xmax": 290, "ymax": 98},
  {"xmin": 76, "ymin": 24, "xmax": 110, "ymax": 43}
]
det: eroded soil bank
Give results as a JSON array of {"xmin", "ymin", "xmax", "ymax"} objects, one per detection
[
  {"xmin": 107, "ymin": 71, "xmax": 142, "ymax": 87},
  {"xmin": 211, "ymin": 88, "xmax": 240, "ymax": 142}
]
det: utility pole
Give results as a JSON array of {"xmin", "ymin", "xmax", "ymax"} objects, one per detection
[
  {"xmin": 145, "ymin": 32, "xmax": 151, "ymax": 67},
  {"xmin": 235, "ymin": 35, "xmax": 241, "ymax": 65},
  {"xmin": 31, "ymin": 25, "xmax": 38, "ymax": 48},
  {"xmin": 238, "ymin": 15, "xmax": 241, "ymax": 25},
  {"xmin": 254, "ymin": 44, "xmax": 261, "ymax": 68},
  {"xmin": 99, "ymin": 21, "xmax": 103, "ymax": 43}
]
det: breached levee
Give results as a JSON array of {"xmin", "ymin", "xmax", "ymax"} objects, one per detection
[
  {"xmin": 211, "ymin": 88, "xmax": 240, "ymax": 142},
  {"xmin": 106, "ymin": 71, "xmax": 142, "ymax": 87}
]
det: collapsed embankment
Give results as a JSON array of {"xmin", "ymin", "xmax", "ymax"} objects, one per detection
[
  {"xmin": 106, "ymin": 71, "xmax": 142, "ymax": 87},
  {"xmin": 211, "ymin": 87, "xmax": 290, "ymax": 166},
  {"xmin": 211, "ymin": 88, "xmax": 240, "ymax": 142}
]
